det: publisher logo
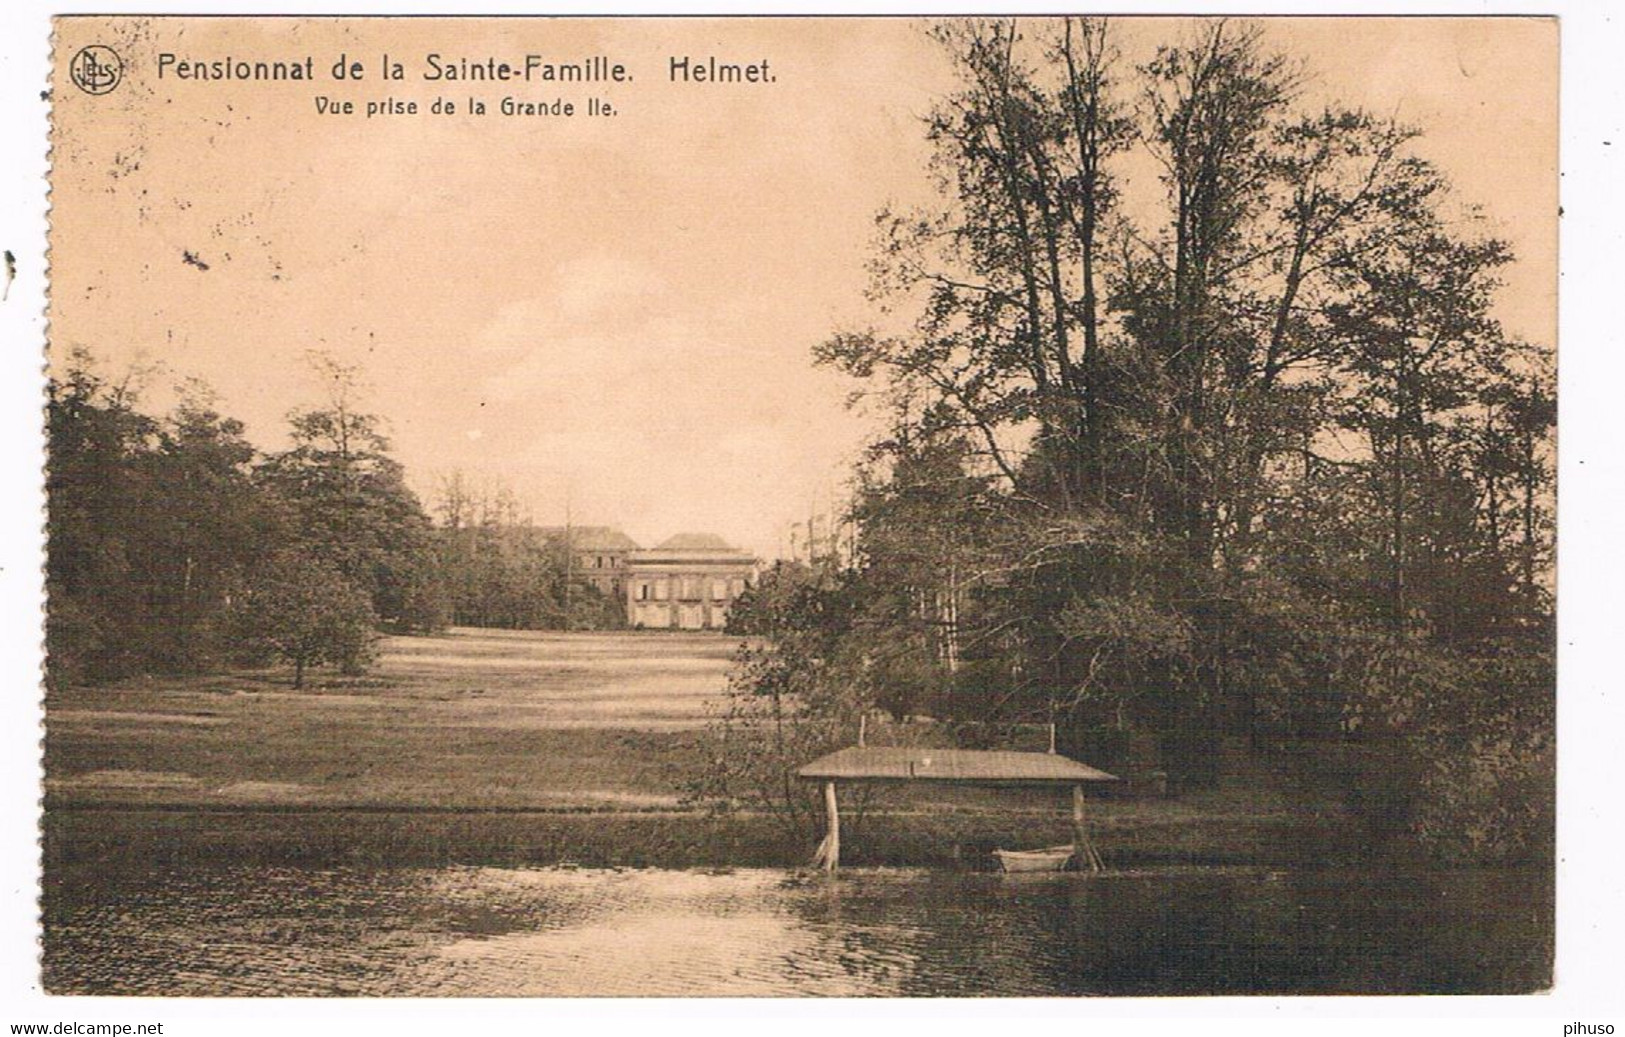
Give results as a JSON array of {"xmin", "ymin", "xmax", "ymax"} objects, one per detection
[{"xmin": 70, "ymin": 45, "xmax": 123, "ymax": 95}]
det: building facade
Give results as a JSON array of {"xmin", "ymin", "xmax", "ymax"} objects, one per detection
[{"xmin": 624, "ymin": 533, "xmax": 758, "ymax": 631}]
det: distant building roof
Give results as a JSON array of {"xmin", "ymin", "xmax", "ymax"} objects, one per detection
[
  {"xmin": 537, "ymin": 526, "xmax": 641, "ymax": 551},
  {"xmin": 798, "ymin": 747, "xmax": 1117, "ymax": 785},
  {"xmin": 655, "ymin": 532, "xmax": 737, "ymax": 552}
]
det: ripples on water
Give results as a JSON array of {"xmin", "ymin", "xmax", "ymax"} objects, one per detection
[{"xmin": 42, "ymin": 863, "xmax": 1551, "ymax": 997}]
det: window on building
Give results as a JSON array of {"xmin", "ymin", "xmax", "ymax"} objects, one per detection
[
  {"xmin": 711, "ymin": 579, "xmax": 728, "ymax": 601},
  {"xmin": 653, "ymin": 579, "xmax": 669, "ymax": 601}
]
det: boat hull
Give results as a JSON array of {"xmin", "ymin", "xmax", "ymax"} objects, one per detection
[{"xmin": 993, "ymin": 846, "xmax": 1074, "ymax": 873}]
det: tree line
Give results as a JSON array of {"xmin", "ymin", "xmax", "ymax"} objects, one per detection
[
  {"xmin": 429, "ymin": 470, "xmax": 625, "ymax": 631},
  {"xmin": 708, "ymin": 18, "xmax": 1555, "ymax": 862},
  {"xmin": 46, "ymin": 349, "xmax": 444, "ymax": 687},
  {"xmin": 45, "ymin": 350, "xmax": 618, "ymax": 688}
]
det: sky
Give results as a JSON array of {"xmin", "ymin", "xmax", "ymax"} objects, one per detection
[{"xmin": 47, "ymin": 16, "xmax": 1557, "ymax": 561}]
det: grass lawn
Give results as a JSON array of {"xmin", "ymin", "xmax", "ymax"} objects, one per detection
[
  {"xmin": 45, "ymin": 628, "xmax": 734, "ymax": 810},
  {"xmin": 44, "ymin": 627, "xmax": 1355, "ymax": 868}
]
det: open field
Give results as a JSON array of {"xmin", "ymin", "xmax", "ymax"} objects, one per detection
[
  {"xmin": 46, "ymin": 629, "xmax": 735, "ymax": 810},
  {"xmin": 44, "ymin": 627, "xmax": 1354, "ymax": 868}
]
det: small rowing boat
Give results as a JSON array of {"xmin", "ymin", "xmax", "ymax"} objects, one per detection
[{"xmin": 993, "ymin": 845, "xmax": 1075, "ymax": 873}]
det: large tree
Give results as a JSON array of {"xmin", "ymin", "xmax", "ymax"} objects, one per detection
[
  {"xmin": 803, "ymin": 18, "xmax": 1552, "ymax": 847},
  {"xmin": 45, "ymin": 353, "xmax": 280, "ymax": 681},
  {"xmin": 232, "ymin": 550, "xmax": 379, "ymax": 688},
  {"xmin": 255, "ymin": 353, "xmax": 444, "ymax": 633}
]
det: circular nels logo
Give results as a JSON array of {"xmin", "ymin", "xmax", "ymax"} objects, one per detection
[{"xmin": 70, "ymin": 45, "xmax": 123, "ymax": 95}]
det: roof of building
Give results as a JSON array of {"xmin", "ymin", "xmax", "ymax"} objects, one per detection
[
  {"xmin": 654, "ymin": 532, "xmax": 739, "ymax": 552},
  {"xmin": 797, "ymin": 746, "xmax": 1117, "ymax": 785},
  {"xmin": 536, "ymin": 526, "xmax": 642, "ymax": 551}
]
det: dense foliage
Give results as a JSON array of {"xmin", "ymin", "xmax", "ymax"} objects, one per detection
[
  {"xmin": 45, "ymin": 350, "xmax": 440, "ymax": 687},
  {"xmin": 231, "ymin": 550, "xmax": 379, "ymax": 688},
  {"xmin": 709, "ymin": 18, "xmax": 1554, "ymax": 862},
  {"xmin": 46, "ymin": 351, "xmax": 633, "ymax": 687},
  {"xmin": 428, "ymin": 473, "xmax": 627, "ymax": 632}
]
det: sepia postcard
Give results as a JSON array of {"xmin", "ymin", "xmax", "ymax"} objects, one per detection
[{"xmin": 32, "ymin": 11, "xmax": 1568, "ymax": 1008}]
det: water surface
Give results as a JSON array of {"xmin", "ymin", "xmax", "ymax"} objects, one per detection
[{"xmin": 43, "ymin": 863, "xmax": 1551, "ymax": 996}]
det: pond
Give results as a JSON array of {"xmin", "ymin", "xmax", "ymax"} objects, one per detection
[{"xmin": 42, "ymin": 863, "xmax": 1551, "ymax": 997}]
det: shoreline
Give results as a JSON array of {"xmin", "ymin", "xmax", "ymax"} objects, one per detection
[
  {"xmin": 46, "ymin": 630, "xmax": 1539, "ymax": 877},
  {"xmin": 44, "ymin": 799, "xmax": 1353, "ymax": 873}
]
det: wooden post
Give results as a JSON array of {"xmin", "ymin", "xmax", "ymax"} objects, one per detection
[
  {"xmin": 1072, "ymin": 784, "xmax": 1102, "ymax": 873},
  {"xmin": 1071, "ymin": 784, "xmax": 1085, "ymax": 870},
  {"xmin": 813, "ymin": 780, "xmax": 841, "ymax": 872},
  {"xmin": 825, "ymin": 781, "xmax": 840, "ymax": 871}
]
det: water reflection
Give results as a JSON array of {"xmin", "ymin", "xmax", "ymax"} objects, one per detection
[{"xmin": 42, "ymin": 863, "xmax": 1550, "ymax": 997}]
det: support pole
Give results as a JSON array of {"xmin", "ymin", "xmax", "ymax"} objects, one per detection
[
  {"xmin": 812, "ymin": 780, "xmax": 841, "ymax": 872},
  {"xmin": 1072, "ymin": 784, "xmax": 1103, "ymax": 873},
  {"xmin": 1071, "ymin": 784, "xmax": 1085, "ymax": 870}
]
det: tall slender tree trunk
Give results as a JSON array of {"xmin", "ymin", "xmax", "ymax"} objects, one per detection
[{"xmin": 1062, "ymin": 19, "xmax": 1108, "ymax": 501}]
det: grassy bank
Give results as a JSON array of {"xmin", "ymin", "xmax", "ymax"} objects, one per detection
[
  {"xmin": 44, "ymin": 628, "xmax": 1359, "ymax": 873},
  {"xmin": 44, "ymin": 799, "xmax": 1339, "ymax": 877}
]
